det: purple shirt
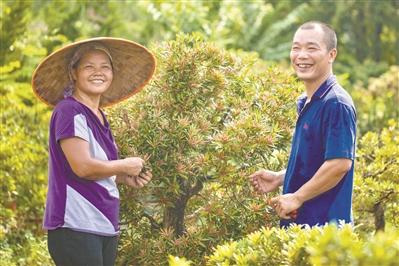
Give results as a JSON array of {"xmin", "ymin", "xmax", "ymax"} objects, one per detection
[{"xmin": 43, "ymin": 97, "xmax": 120, "ymax": 236}]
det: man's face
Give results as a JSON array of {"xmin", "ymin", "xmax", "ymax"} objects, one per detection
[{"xmin": 290, "ymin": 27, "xmax": 336, "ymax": 83}]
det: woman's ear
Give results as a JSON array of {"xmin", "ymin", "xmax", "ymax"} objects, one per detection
[{"xmin": 71, "ymin": 68, "xmax": 77, "ymax": 81}]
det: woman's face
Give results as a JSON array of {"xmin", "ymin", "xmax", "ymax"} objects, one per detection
[{"xmin": 72, "ymin": 50, "xmax": 113, "ymax": 97}]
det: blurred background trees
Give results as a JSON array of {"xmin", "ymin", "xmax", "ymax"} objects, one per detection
[{"xmin": 1, "ymin": 0, "xmax": 398, "ymax": 265}]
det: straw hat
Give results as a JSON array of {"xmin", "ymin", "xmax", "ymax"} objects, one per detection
[{"xmin": 32, "ymin": 37, "xmax": 156, "ymax": 107}]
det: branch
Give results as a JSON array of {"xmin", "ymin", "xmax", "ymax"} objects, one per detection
[
  {"xmin": 363, "ymin": 159, "xmax": 396, "ymax": 178},
  {"xmin": 230, "ymin": 187, "xmax": 254, "ymax": 213},
  {"xmin": 375, "ymin": 189, "xmax": 396, "ymax": 206},
  {"xmin": 355, "ymin": 207, "xmax": 374, "ymax": 213},
  {"xmin": 188, "ymin": 178, "xmax": 204, "ymax": 197},
  {"xmin": 355, "ymin": 190, "xmax": 396, "ymax": 213},
  {"xmin": 143, "ymin": 212, "xmax": 162, "ymax": 230},
  {"xmin": 185, "ymin": 206, "xmax": 205, "ymax": 220},
  {"xmin": 119, "ymin": 212, "xmax": 162, "ymax": 230}
]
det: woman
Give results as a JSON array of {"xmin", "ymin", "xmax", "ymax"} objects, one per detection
[{"xmin": 32, "ymin": 38, "xmax": 156, "ymax": 265}]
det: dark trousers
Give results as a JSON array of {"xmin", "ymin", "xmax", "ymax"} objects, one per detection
[{"xmin": 48, "ymin": 228, "xmax": 118, "ymax": 266}]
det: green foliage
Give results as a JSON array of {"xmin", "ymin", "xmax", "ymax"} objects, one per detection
[
  {"xmin": 351, "ymin": 66, "xmax": 399, "ymax": 134},
  {"xmin": 0, "ymin": 233, "xmax": 52, "ymax": 266},
  {"xmin": 1, "ymin": 6, "xmax": 52, "ymax": 263},
  {"xmin": 353, "ymin": 120, "xmax": 399, "ymax": 232},
  {"xmin": 0, "ymin": 83, "xmax": 48, "ymax": 223},
  {"xmin": 0, "ymin": 77, "xmax": 51, "ymax": 265},
  {"xmin": 108, "ymin": 33, "xmax": 301, "ymax": 265},
  {"xmin": 291, "ymin": 0, "xmax": 399, "ymax": 65},
  {"xmin": 330, "ymin": 1, "xmax": 398, "ymax": 66},
  {"xmin": 168, "ymin": 255, "xmax": 193, "ymax": 266},
  {"xmin": 334, "ymin": 59, "xmax": 389, "ymax": 88},
  {"xmin": 214, "ymin": 1, "xmax": 309, "ymax": 61},
  {"xmin": 36, "ymin": 0, "xmax": 127, "ymax": 40},
  {"xmin": 3, "ymin": 1, "xmax": 398, "ymax": 70},
  {"xmin": 207, "ymin": 224, "xmax": 399, "ymax": 266},
  {"xmin": 0, "ymin": 1, "xmax": 31, "ymax": 64},
  {"xmin": 109, "ymin": 32, "xmax": 299, "ymax": 206}
]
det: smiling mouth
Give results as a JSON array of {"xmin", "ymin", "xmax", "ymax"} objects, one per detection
[
  {"xmin": 296, "ymin": 63, "xmax": 313, "ymax": 69},
  {"xmin": 90, "ymin": 79, "xmax": 105, "ymax": 84}
]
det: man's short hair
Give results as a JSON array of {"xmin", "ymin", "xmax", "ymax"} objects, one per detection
[{"xmin": 298, "ymin": 21, "xmax": 337, "ymax": 51}]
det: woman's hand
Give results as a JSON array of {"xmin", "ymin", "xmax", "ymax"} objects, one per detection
[
  {"xmin": 124, "ymin": 169, "xmax": 152, "ymax": 188},
  {"xmin": 122, "ymin": 157, "xmax": 145, "ymax": 177}
]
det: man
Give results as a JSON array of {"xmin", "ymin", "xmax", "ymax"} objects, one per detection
[{"xmin": 250, "ymin": 21, "xmax": 356, "ymax": 227}]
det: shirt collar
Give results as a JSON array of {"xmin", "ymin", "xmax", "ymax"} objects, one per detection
[
  {"xmin": 296, "ymin": 75, "xmax": 337, "ymax": 114},
  {"xmin": 297, "ymin": 93, "xmax": 307, "ymax": 114},
  {"xmin": 312, "ymin": 75, "xmax": 337, "ymax": 100}
]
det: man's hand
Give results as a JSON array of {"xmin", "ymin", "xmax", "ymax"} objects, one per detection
[
  {"xmin": 249, "ymin": 170, "xmax": 283, "ymax": 194},
  {"xmin": 269, "ymin": 193, "xmax": 302, "ymax": 219}
]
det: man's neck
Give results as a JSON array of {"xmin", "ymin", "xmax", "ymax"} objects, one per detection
[{"xmin": 303, "ymin": 71, "xmax": 333, "ymax": 99}]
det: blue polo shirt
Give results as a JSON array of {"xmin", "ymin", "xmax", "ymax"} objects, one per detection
[{"xmin": 281, "ymin": 75, "xmax": 356, "ymax": 227}]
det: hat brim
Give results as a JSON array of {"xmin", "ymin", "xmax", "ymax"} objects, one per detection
[{"xmin": 32, "ymin": 37, "xmax": 156, "ymax": 107}]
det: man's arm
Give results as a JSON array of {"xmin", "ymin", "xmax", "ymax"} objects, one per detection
[
  {"xmin": 271, "ymin": 158, "xmax": 352, "ymax": 219},
  {"xmin": 294, "ymin": 158, "xmax": 352, "ymax": 202}
]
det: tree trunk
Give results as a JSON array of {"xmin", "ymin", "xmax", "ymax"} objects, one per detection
[
  {"xmin": 163, "ymin": 195, "xmax": 188, "ymax": 237},
  {"xmin": 162, "ymin": 178, "xmax": 204, "ymax": 237},
  {"xmin": 374, "ymin": 202, "xmax": 385, "ymax": 232}
]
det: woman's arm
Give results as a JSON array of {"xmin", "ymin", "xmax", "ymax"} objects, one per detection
[{"xmin": 60, "ymin": 137, "xmax": 144, "ymax": 181}]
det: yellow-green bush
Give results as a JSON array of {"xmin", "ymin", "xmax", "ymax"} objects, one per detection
[
  {"xmin": 353, "ymin": 120, "xmax": 399, "ymax": 232},
  {"xmin": 351, "ymin": 65, "xmax": 399, "ymax": 134},
  {"xmin": 206, "ymin": 224, "xmax": 399, "ymax": 266},
  {"xmin": 1, "ymin": 62, "xmax": 51, "ymax": 265}
]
